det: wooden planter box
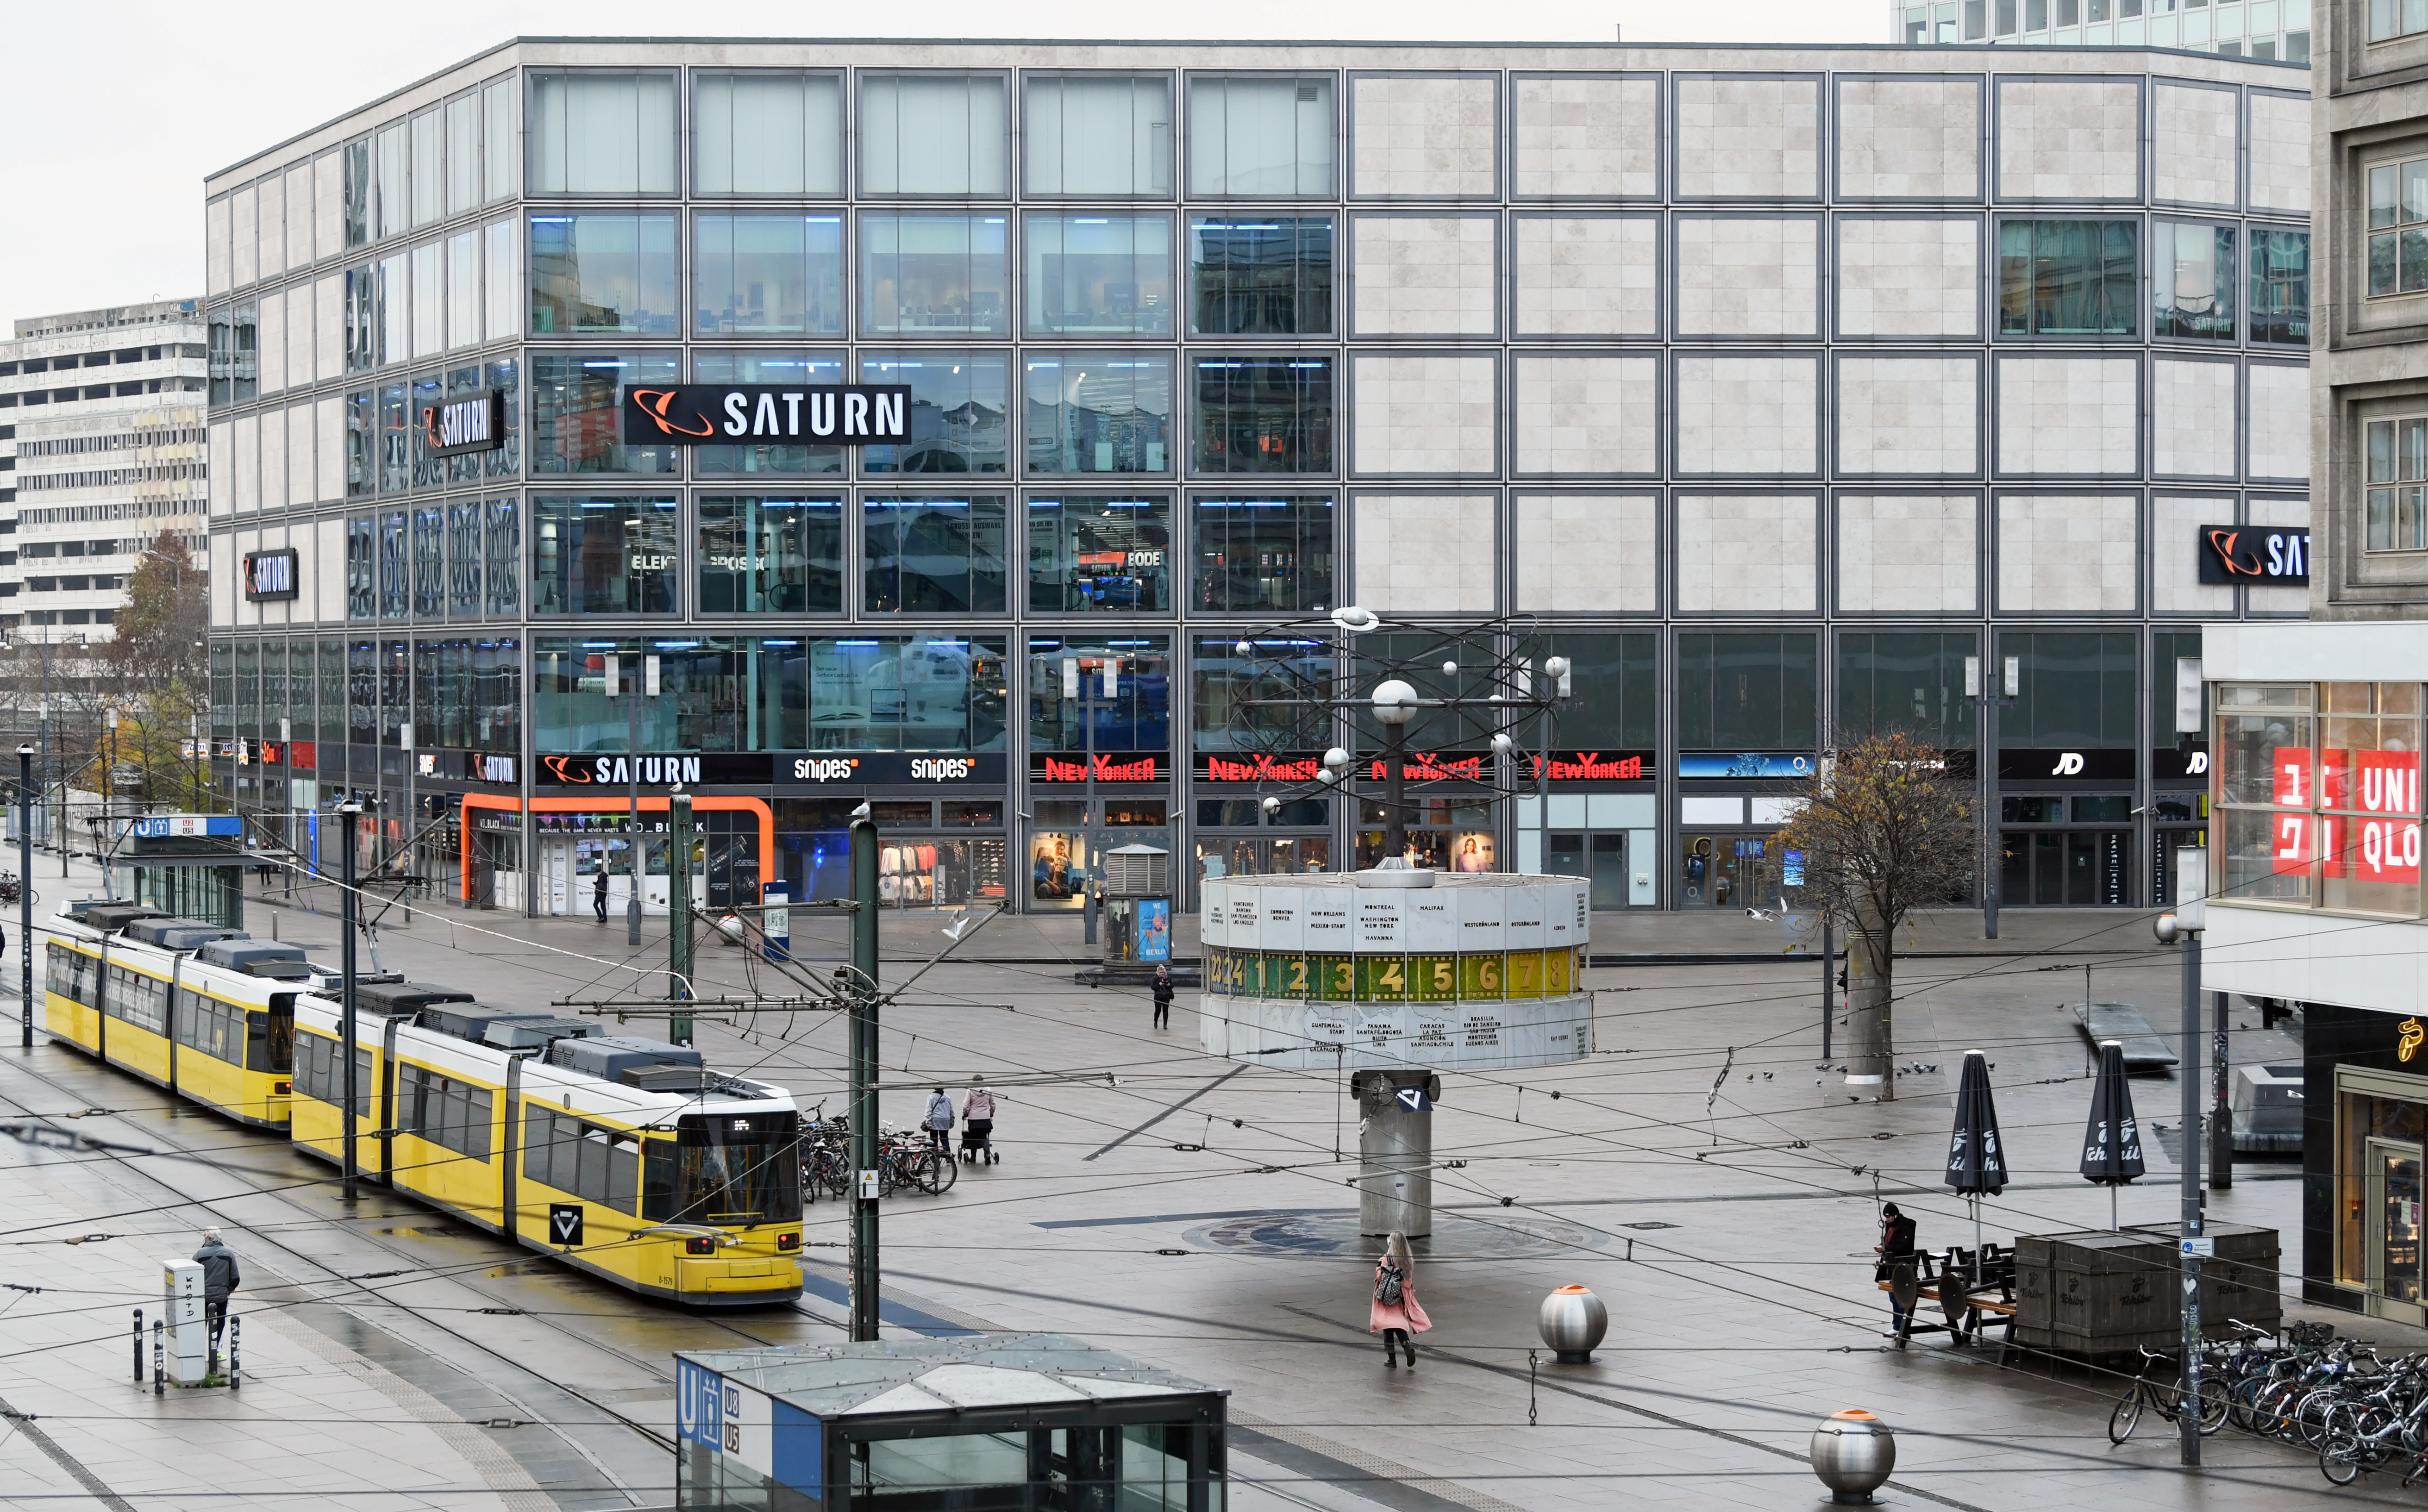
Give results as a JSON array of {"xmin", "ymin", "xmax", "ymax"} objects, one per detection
[{"xmin": 2011, "ymin": 1224, "xmax": 2279, "ymax": 1353}]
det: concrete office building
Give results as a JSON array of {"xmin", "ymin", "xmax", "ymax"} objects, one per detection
[
  {"xmin": 203, "ymin": 37, "xmax": 2309, "ymax": 918},
  {"xmin": 2198, "ymin": 0, "xmax": 2428, "ymax": 1326},
  {"xmin": 1896, "ymin": 0, "xmax": 2314, "ymax": 61},
  {"xmin": 0, "ymin": 300, "xmax": 210, "ymax": 644}
]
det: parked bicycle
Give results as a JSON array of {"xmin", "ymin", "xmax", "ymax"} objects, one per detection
[{"xmin": 2109, "ymin": 1344, "xmax": 2229, "ymax": 1444}]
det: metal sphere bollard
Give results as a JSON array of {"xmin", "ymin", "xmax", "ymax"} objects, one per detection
[
  {"xmin": 1536, "ymin": 1285, "xmax": 1608, "ymax": 1363},
  {"xmin": 1809, "ymin": 1410, "xmax": 1896, "ymax": 1504}
]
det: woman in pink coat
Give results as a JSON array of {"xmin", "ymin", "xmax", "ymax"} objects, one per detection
[{"xmin": 1368, "ymin": 1231, "xmax": 1431, "ymax": 1369}]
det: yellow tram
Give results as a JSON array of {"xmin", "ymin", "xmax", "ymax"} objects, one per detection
[
  {"xmin": 42, "ymin": 902, "xmax": 297, "ymax": 1128},
  {"xmin": 41, "ymin": 901, "xmax": 803, "ymax": 1306}
]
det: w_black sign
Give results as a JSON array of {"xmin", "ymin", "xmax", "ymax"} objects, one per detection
[
  {"xmin": 2197, "ymin": 525, "xmax": 2310, "ymax": 585},
  {"xmin": 548, "ymin": 1203, "xmax": 584, "ymax": 1247},
  {"xmin": 622, "ymin": 384, "xmax": 912, "ymax": 445}
]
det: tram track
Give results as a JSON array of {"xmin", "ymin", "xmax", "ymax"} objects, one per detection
[{"xmin": 0, "ymin": 1040, "xmax": 834, "ymax": 1484}]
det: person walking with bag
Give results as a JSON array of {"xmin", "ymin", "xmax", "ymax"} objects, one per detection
[
  {"xmin": 1150, "ymin": 964, "xmax": 1175, "ymax": 1031},
  {"xmin": 194, "ymin": 1226, "xmax": 241, "ymax": 1367},
  {"xmin": 1369, "ymin": 1230, "xmax": 1430, "ymax": 1369},
  {"xmin": 921, "ymin": 1087, "xmax": 955, "ymax": 1154},
  {"xmin": 1874, "ymin": 1202, "xmax": 1919, "ymax": 1347}
]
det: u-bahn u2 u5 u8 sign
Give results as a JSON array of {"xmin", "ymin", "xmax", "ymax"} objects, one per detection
[{"xmin": 621, "ymin": 384, "xmax": 913, "ymax": 445}]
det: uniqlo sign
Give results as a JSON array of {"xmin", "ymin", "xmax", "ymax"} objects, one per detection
[{"xmin": 2326, "ymin": 749, "xmax": 2423, "ymax": 883}]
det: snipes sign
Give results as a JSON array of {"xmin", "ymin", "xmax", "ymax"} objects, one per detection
[{"xmin": 623, "ymin": 385, "xmax": 911, "ymax": 446}]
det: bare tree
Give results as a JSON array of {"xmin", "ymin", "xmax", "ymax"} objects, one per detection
[
  {"xmin": 1771, "ymin": 729, "xmax": 1976, "ymax": 1100},
  {"xmin": 100, "ymin": 531, "xmax": 210, "ymax": 807}
]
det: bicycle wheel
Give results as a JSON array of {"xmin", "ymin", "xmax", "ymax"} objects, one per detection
[
  {"xmin": 2196, "ymin": 1376, "xmax": 2231, "ymax": 1437},
  {"xmin": 928, "ymin": 1147, "xmax": 957, "ymax": 1193},
  {"xmin": 2109, "ymin": 1385, "xmax": 2144, "ymax": 1445},
  {"xmin": 2294, "ymin": 1389, "xmax": 2341, "ymax": 1449},
  {"xmin": 2322, "ymin": 1434, "xmax": 2368, "ymax": 1487}
]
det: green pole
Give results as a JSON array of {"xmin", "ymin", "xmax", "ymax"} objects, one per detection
[
  {"xmin": 668, "ymin": 790, "xmax": 694, "ymax": 1047},
  {"xmin": 849, "ymin": 813, "xmax": 880, "ymax": 1342}
]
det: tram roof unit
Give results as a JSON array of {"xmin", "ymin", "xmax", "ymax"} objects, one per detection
[{"xmin": 44, "ymin": 900, "xmax": 327, "ymax": 1007}]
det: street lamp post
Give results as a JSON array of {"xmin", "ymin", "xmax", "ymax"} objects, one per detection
[
  {"xmin": 17, "ymin": 744, "xmax": 30, "ymax": 1050},
  {"xmin": 2155, "ymin": 846, "xmax": 2209, "ymax": 1470},
  {"xmin": 338, "ymin": 799, "xmax": 363, "ymax": 1205}
]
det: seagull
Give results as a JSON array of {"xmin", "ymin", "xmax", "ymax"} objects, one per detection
[
  {"xmin": 941, "ymin": 911, "xmax": 974, "ymax": 941},
  {"xmin": 1744, "ymin": 907, "xmax": 1777, "ymax": 922}
]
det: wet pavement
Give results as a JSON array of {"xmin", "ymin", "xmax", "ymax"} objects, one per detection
[{"xmin": 0, "ymin": 857, "xmax": 2385, "ymax": 1510}]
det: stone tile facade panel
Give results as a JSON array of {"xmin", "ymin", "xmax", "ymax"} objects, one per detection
[
  {"xmin": 1515, "ymin": 217, "xmax": 1658, "ymax": 336},
  {"xmin": 1837, "ymin": 494, "xmax": 1978, "ymax": 612},
  {"xmin": 1996, "ymin": 78, "xmax": 2140, "ymax": 200},
  {"xmin": 1838, "ymin": 218, "xmax": 1980, "ymax": 338},
  {"xmin": 1351, "ymin": 75, "xmax": 1498, "ymax": 197},
  {"xmin": 1352, "ymin": 353, "xmax": 1498, "ymax": 475},
  {"xmin": 1996, "ymin": 355, "xmax": 2139, "ymax": 475},
  {"xmin": 1676, "ymin": 76, "xmax": 1820, "ymax": 198},
  {"xmin": 1677, "ymin": 355, "xmax": 1819, "ymax": 475},
  {"xmin": 2247, "ymin": 90, "xmax": 2310, "ymax": 215},
  {"xmin": 1352, "ymin": 215, "xmax": 1498, "ymax": 336},
  {"xmin": 1514, "ymin": 75, "xmax": 1658, "ymax": 197},
  {"xmin": 1838, "ymin": 77, "xmax": 1981, "ymax": 199},
  {"xmin": 2247, "ymin": 361, "xmax": 2311, "ymax": 481},
  {"xmin": 1514, "ymin": 355, "xmax": 1659, "ymax": 474},
  {"xmin": 1995, "ymin": 494, "xmax": 2139, "ymax": 612},
  {"xmin": 1514, "ymin": 494, "xmax": 1658, "ymax": 611},
  {"xmin": 2153, "ymin": 81, "xmax": 2240, "ymax": 208},
  {"xmin": 1837, "ymin": 356, "xmax": 1979, "ymax": 475},
  {"xmin": 2153, "ymin": 494, "xmax": 2238, "ymax": 613},
  {"xmin": 1354, "ymin": 493, "xmax": 1498, "ymax": 611},
  {"xmin": 2153, "ymin": 357, "xmax": 2237, "ymax": 478},
  {"xmin": 1677, "ymin": 494, "xmax": 1818, "ymax": 612},
  {"xmin": 2245, "ymin": 494, "xmax": 2312, "ymax": 612},
  {"xmin": 1677, "ymin": 217, "xmax": 1820, "ymax": 337}
]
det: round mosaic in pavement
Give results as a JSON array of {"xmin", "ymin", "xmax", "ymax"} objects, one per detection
[{"xmin": 1183, "ymin": 1209, "xmax": 1606, "ymax": 1259}]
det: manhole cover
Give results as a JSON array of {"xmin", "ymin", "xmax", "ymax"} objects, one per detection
[
  {"xmin": 1185, "ymin": 1210, "xmax": 1605, "ymax": 1259},
  {"xmin": 1619, "ymin": 1220, "xmax": 1680, "ymax": 1231}
]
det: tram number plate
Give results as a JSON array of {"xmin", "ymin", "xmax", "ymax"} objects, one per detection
[{"xmin": 549, "ymin": 1204, "xmax": 584, "ymax": 1247}]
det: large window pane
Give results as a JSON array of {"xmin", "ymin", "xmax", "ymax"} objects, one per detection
[
  {"xmin": 1189, "ymin": 75, "xmax": 1335, "ymax": 195},
  {"xmin": 486, "ymin": 498, "xmax": 521, "ymax": 614},
  {"xmin": 1027, "ymin": 496, "xmax": 1172, "ymax": 612},
  {"xmin": 375, "ymin": 124, "xmax": 406, "ymax": 240},
  {"xmin": 209, "ymin": 301, "xmax": 257, "ymax": 404},
  {"xmin": 532, "ymin": 496, "xmax": 681, "ymax": 615},
  {"xmin": 344, "ymin": 263, "xmax": 382, "ymax": 370},
  {"xmin": 1523, "ymin": 634, "xmax": 1659, "ymax": 750},
  {"xmin": 527, "ymin": 71, "xmax": 678, "ymax": 194},
  {"xmin": 860, "ymin": 75, "xmax": 1008, "ymax": 196},
  {"xmin": 1999, "ymin": 631, "xmax": 2137, "ymax": 747},
  {"xmin": 1190, "ymin": 218, "xmax": 1333, "ymax": 335},
  {"xmin": 447, "ymin": 500, "xmax": 484, "ymax": 617},
  {"xmin": 484, "ymin": 219, "xmax": 520, "ymax": 342},
  {"xmin": 379, "ymin": 509, "xmax": 408, "ymax": 618},
  {"xmin": 859, "ymin": 214, "xmax": 1009, "ymax": 336},
  {"xmin": 2250, "ymin": 228, "xmax": 2309, "ymax": 345},
  {"xmin": 445, "ymin": 231, "xmax": 480, "ymax": 350},
  {"xmin": 1027, "ymin": 635, "xmax": 1171, "ymax": 751},
  {"xmin": 411, "ymin": 243, "xmax": 442, "ymax": 357},
  {"xmin": 412, "ymin": 504, "xmax": 444, "ymax": 618},
  {"xmin": 694, "ymin": 213, "xmax": 844, "ymax": 335},
  {"xmin": 1192, "ymin": 635, "xmax": 1333, "ymax": 751},
  {"xmin": 1193, "ymin": 356, "xmax": 1333, "ymax": 474},
  {"xmin": 806, "ymin": 637, "xmax": 1008, "ymax": 751},
  {"xmin": 410, "ymin": 110, "xmax": 443, "ymax": 227},
  {"xmin": 1025, "ymin": 215, "xmax": 1172, "ymax": 336},
  {"xmin": 529, "ymin": 352, "xmax": 679, "ymax": 474},
  {"xmin": 698, "ymin": 497, "xmax": 844, "ymax": 613},
  {"xmin": 692, "ymin": 351, "xmax": 845, "ymax": 475},
  {"xmin": 1025, "ymin": 354, "xmax": 1172, "ymax": 475},
  {"xmin": 379, "ymin": 381, "xmax": 409, "ymax": 492},
  {"xmin": 863, "ymin": 497, "xmax": 1009, "ymax": 613},
  {"xmin": 2153, "ymin": 221, "xmax": 2236, "ymax": 341},
  {"xmin": 345, "ymin": 389, "xmax": 375, "ymax": 497},
  {"xmin": 695, "ymin": 72, "xmax": 843, "ymax": 194},
  {"xmin": 1024, "ymin": 75, "xmax": 1172, "ymax": 195},
  {"xmin": 482, "ymin": 76, "xmax": 519, "ymax": 204},
  {"xmin": 2153, "ymin": 628, "xmax": 2205, "ymax": 746},
  {"xmin": 482, "ymin": 357, "xmax": 521, "ymax": 480},
  {"xmin": 1996, "ymin": 219, "xmax": 2138, "ymax": 336},
  {"xmin": 1677, "ymin": 632, "xmax": 1818, "ymax": 750},
  {"xmin": 1836, "ymin": 632, "xmax": 1976, "ymax": 749},
  {"xmin": 857, "ymin": 352, "xmax": 1009, "ymax": 475},
  {"xmin": 1191, "ymin": 496, "xmax": 1334, "ymax": 614},
  {"xmin": 446, "ymin": 95, "xmax": 479, "ymax": 216},
  {"xmin": 530, "ymin": 215, "xmax": 678, "ymax": 335}
]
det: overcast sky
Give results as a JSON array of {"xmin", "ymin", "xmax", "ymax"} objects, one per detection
[{"xmin": 0, "ymin": 0, "xmax": 1880, "ymax": 331}]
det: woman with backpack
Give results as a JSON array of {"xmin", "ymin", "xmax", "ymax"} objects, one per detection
[{"xmin": 1368, "ymin": 1230, "xmax": 1430, "ymax": 1369}]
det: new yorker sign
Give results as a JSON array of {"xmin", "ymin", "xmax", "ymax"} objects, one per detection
[{"xmin": 622, "ymin": 385, "xmax": 913, "ymax": 446}]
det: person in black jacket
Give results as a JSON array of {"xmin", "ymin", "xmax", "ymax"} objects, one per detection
[
  {"xmin": 194, "ymin": 1227, "xmax": 241, "ymax": 1364},
  {"xmin": 1875, "ymin": 1203, "xmax": 1918, "ymax": 1346},
  {"xmin": 1150, "ymin": 965, "xmax": 1174, "ymax": 1031}
]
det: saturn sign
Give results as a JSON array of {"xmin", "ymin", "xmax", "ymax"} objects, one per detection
[{"xmin": 622, "ymin": 384, "xmax": 911, "ymax": 446}]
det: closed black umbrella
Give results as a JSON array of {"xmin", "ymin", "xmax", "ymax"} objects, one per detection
[
  {"xmin": 1943, "ymin": 1050, "xmax": 2008, "ymax": 1281},
  {"xmin": 2080, "ymin": 1039, "xmax": 2145, "ymax": 1230}
]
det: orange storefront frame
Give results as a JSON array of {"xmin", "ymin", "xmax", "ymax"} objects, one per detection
[{"xmin": 458, "ymin": 793, "xmax": 777, "ymax": 903}]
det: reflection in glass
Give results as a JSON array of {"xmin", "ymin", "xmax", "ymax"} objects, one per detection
[
  {"xmin": 862, "ymin": 498, "xmax": 1009, "ymax": 613},
  {"xmin": 697, "ymin": 497, "xmax": 844, "ymax": 613},
  {"xmin": 2250, "ymin": 229, "xmax": 2309, "ymax": 345},
  {"xmin": 531, "ymin": 497, "xmax": 681, "ymax": 614},
  {"xmin": 857, "ymin": 353, "xmax": 1009, "ymax": 475},
  {"xmin": 1677, "ymin": 632, "xmax": 1819, "ymax": 750},
  {"xmin": 2152, "ymin": 221, "xmax": 2236, "ymax": 341},
  {"xmin": 1191, "ymin": 497, "xmax": 1333, "ymax": 614},
  {"xmin": 1027, "ymin": 636, "xmax": 1171, "ymax": 752},
  {"xmin": 1025, "ymin": 355, "xmax": 1172, "ymax": 475},
  {"xmin": 1027, "ymin": 497, "xmax": 1172, "ymax": 612},
  {"xmin": 1191, "ymin": 219, "xmax": 1333, "ymax": 335},
  {"xmin": 1191, "ymin": 635, "xmax": 1333, "ymax": 752},
  {"xmin": 529, "ymin": 352, "xmax": 679, "ymax": 474},
  {"xmin": 1837, "ymin": 632, "xmax": 1975, "ymax": 748},
  {"xmin": 529, "ymin": 215, "xmax": 679, "ymax": 335},
  {"xmin": 1997, "ymin": 220, "xmax": 2137, "ymax": 336},
  {"xmin": 859, "ymin": 214, "xmax": 1009, "ymax": 336},
  {"xmin": 1193, "ymin": 356, "xmax": 1333, "ymax": 473},
  {"xmin": 1189, "ymin": 75, "xmax": 1335, "ymax": 195},
  {"xmin": 806, "ymin": 636, "xmax": 1008, "ymax": 751},
  {"xmin": 1026, "ymin": 215, "xmax": 1172, "ymax": 335},
  {"xmin": 694, "ymin": 214, "xmax": 844, "ymax": 334}
]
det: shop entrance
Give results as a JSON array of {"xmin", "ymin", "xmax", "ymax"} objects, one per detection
[
  {"xmin": 2370, "ymin": 1137, "xmax": 2427, "ymax": 1327},
  {"xmin": 1998, "ymin": 795, "xmax": 2131, "ymax": 906},
  {"xmin": 1547, "ymin": 832, "xmax": 1629, "ymax": 909},
  {"xmin": 1680, "ymin": 833, "xmax": 1783, "ymax": 910}
]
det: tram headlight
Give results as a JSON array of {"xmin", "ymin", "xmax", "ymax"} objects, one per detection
[
  {"xmin": 685, "ymin": 1237, "xmax": 717, "ymax": 1256},
  {"xmin": 776, "ymin": 1232, "xmax": 801, "ymax": 1251}
]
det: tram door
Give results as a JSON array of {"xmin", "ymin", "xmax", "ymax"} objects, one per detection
[{"xmin": 2369, "ymin": 1138, "xmax": 2428, "ymax": 1327}]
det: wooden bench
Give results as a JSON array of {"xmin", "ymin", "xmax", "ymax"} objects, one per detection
[{"xmin": 1876, "ymin": 1245, "xmax": 2018, "ymax": 1351}]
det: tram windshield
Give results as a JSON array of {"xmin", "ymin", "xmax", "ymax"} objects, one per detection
[{"xmin": 671, "ymin": 1111, "xmax": 801, "ymax": 1225}]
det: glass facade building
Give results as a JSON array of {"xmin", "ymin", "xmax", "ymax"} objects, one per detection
[
  {"xmin": 205, "ymin": 40, "xmax": 2311, "ymax": 915},
  {"xmin": 1896, "ymin": 0, "xmax": 2313, "ymax": 60}
]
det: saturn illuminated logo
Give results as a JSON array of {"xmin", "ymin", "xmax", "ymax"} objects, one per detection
[{"xmin": 2403, "ymin": 1018, "xmax": 2425, "ymax": 1063}]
